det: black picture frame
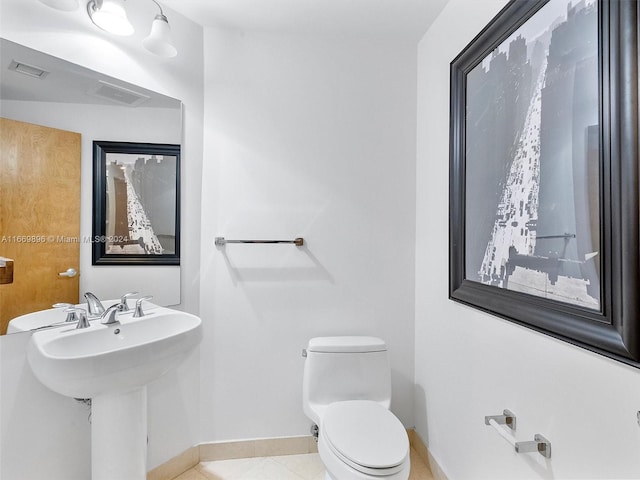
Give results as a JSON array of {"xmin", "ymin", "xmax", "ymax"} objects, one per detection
[
  {"xmin": 92, "ymin": 141, "xmax": 180, "ymax": 266},
  {"xmin": 450, "ymin": 1, "xmax": 639, "ymax": 366}
]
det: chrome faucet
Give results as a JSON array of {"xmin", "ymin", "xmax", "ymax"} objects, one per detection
[
  {"xmin": 84, "ymin": 292, "xmax": 105, "ymax": 317},
  {"xmin": 100, "ymin": 304, "xmax": 122, "ymax": 325}
]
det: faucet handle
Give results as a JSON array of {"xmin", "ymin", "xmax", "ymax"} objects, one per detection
[
  {"xmin": 133, "ymin": 296, "xmax": 153, "ymax": 318},
  {"xmin": 65, "ymin": 307, "xmax": 89, "ymax": 329},
  {"xmin": 53, "ymin": 303, "xmax": 77, "ymax": 323},
  {"xmin": 119, "ymin": 292, "xmax": 139, "ymax": 312}
]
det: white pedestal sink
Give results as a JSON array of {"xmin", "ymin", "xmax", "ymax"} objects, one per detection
[{"xmin": 26, "ymin": 307, "xmax": 202, "ymax": 480}]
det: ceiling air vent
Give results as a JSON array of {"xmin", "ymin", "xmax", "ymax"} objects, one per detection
[
  {"xmin": 8, "ymin": 60, "xmax": 49, "ymax": 79},
  {"xmin": 87, "ymin": 80, "xmax": 150, "ymax": 107}
]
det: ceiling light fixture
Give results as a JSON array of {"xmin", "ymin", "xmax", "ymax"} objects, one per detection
[
  {"xmin": 87, "ymin": 0, "xmax": 134, "ymax": 36},
  {"xmin": 142, "ymin": 0, "xmax": 177, "ymax": 58}
]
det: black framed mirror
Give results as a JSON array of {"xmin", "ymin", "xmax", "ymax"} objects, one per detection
[{"xmin": 1, "ymin": 39, "xmax": 183, "ymax": 334}]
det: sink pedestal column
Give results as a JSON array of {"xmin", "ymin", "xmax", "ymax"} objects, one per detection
[{"xmin": 91, "ymin": 387, "xmax": 147, "ymax": 480}]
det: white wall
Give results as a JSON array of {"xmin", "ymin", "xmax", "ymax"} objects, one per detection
[
  {"xmin": 198, "ymin": 28, "xmax": 418, "ymax": 442},
  {"xmin": 1, "ymin": 100, "xmax": 181, "ymax": 306},
  {"xmin": 0, "ymin": 0, "xmax": 204, "ymax": 477},
  {"xmin": 415, "ymin": 1, "xmax": 640, "ymax": 478}
]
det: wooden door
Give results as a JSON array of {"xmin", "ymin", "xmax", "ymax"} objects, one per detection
[{"xmin": 0, "ymin": 118, "xmax": 81, "ymax": 334}]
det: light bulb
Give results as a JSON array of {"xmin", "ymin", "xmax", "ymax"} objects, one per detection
[{"xmin": 87, "ymin": 0, "xmax": 134, "ymax": 36}]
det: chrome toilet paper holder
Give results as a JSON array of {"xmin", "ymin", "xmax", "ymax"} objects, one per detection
[{"xmin": 485, "ymin": 409, "xmax": 551, "ymax": 458}]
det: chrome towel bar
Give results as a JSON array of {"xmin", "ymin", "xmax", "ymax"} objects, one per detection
[{"xmin": 215, "ymin": 237, "xmax": 304, "ymax": 247}]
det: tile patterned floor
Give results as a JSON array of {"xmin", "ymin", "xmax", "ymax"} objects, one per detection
[{"xmin": 174, "ymin": 448, "xmax": 434, "ymax": 480}]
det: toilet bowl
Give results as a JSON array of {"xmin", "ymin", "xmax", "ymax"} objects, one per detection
[
  {"xmin": 302, "ymin": 336, "xmax": 410, "ymax": 480},
  {"xmin": 319, "ymin": 400, "xmax": 410, "ymax": 480}
]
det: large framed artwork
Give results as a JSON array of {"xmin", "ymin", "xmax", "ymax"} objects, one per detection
[
  {"xmin": 449, "ymin": 0, "xmax": 639, "ymax": 365},
  {"xmin": 92, "ymin": 141, "xmax": 180, "ymax": 265}
]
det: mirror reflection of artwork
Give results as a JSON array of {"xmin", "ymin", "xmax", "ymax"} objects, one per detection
[
  {"xmin": 93, "ymin": 141, "xmax": 180, "ymax": 265},
  {"xmin": 464, "ymin": 0, "xmax": 599, "ymax": 309},
  {"xmin": 105, "ymin": 153, "xmax": 177, "ymax": 255}
]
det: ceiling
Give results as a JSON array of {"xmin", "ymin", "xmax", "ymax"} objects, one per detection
[
  {"xmin": 0, "ymin": 0, "xmax": 450, "ymax": 105},
  {"xmin": 161, "ymin": 0, "xmax": 449, "ymax": 41}
]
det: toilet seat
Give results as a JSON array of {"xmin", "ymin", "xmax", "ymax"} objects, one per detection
[{"xmin": 322, "ymin": 400, "xmax": 409, "ymax": 476}]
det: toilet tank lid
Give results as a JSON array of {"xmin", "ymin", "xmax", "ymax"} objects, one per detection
[{"xmin": 307, "ymin": 336, "xmax": 386, "ymax": 353}]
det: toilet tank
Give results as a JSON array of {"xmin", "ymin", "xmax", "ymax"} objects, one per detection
[{"xmin": 302, "ymin": 336, "xmax": 392, "ymax": 424}]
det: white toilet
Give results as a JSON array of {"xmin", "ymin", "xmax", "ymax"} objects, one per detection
[{"xmin": 302, "ymin": 336, "xmax": 410, "ymax": 480}]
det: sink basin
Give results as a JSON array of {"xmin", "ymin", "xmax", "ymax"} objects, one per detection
[{"xmin": 27, "ymin": 308, "xmax": 202, "ymax": 398}]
